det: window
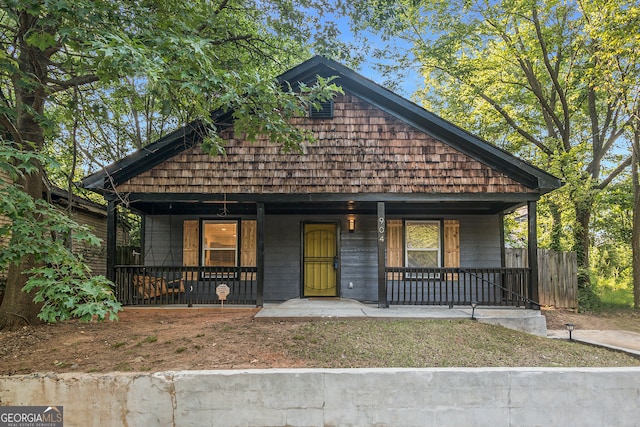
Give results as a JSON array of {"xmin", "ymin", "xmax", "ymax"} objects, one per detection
[
  {"xmin": 405, "ymin": 221, "xmax": 441, "ymax": 268},
  {"xmin": 201, "ymin": 221, "xmax": 238, "ymax": 267}
]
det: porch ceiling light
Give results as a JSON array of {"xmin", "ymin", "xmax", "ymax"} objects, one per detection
[
  {"xmin": 348, "ymin": 218, "xmax": 355, "ymax": 233},
  {"xmin": 471, "ymin": 301, "xmax": 478, "ymax": 320},
  {"xmin": 565, "ymin": 323, "xmax": 575, "ymax": 341}
]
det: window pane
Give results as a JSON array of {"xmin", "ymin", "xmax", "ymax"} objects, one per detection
[
  {"xmin": 202, "ymin": 222, "xmax": 237, "ymax": 266},
  {"xmin": 204, "ymin": 250, "xmax": 236, "ymax": 267},
  {"xmin": 407, "ymin": 251, "xmax": 439, "ymax": 268},
  {"xmin": 405, "ymin": 221, "xmax": 441, "ymax": 268},
  {"xmin": 406, "ymin": 222, "xmax": 439, "ymax": 249}
]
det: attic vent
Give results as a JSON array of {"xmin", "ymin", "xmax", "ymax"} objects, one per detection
[{"xmin": 309, "ymin": 100, "xmax": 334, "ymax": 119}]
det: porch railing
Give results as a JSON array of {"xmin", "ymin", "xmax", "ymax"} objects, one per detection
[
  {"xmin": 114, "ymin": 266, "xmax": 258, "ymax": 306},
  {"xmin": 384, "ymin": 267, "xmax": 532, "ymax": 307}
]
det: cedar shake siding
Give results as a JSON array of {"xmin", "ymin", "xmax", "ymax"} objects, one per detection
[{"xmin": 116, "ymin": 95, "xmax": 533, "ymax": 196}]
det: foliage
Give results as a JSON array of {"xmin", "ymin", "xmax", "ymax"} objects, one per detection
[
  {"xmin": 592, "ymin": 275, "xmax": 634, "ymax": 309},
  {"xmin": 0, "ymin": 0, "xmax": 348, "ymax": 324},
  {"xmin": 0, "ymin": 0, "xmax": 350, "ymax": 186},
  {"xmin": 346, "ymin": 0, "xmax": 639, "ymax": 291},
  {"xmin": 0, "ymin": 143, "xmax": 121, "ymax": 322}
]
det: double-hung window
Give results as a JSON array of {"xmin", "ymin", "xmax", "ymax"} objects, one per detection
[
  {"xmin": 405, "ymin": 221, "xmax": 441, "ymax": 270},
  {"xmin": 202, "ymin": 221, "xmax": 238, "ymax": 268}
]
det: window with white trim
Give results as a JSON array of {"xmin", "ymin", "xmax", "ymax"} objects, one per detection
[
  {"xmin": 405, "ymin": 221, "xmax": 441, "ymax": 268},
  {"xmin": 201, "ymin": 221, "xmax": 238, "ymax": 267}
]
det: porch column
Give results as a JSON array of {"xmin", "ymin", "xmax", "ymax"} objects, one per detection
[
  {"xmin": 256, "ymin": 202, "xmax": 265, "ymax": 307},
  {"xmin": 499, "ymin": 212, "xmax": 506, "ymax": 268},
  {"xmin": 106, "ymin": 200, "xmax": 117, "ymax": 284},
  {"xmin": 377, "ymin": 201, "xmax": 388, "ymax": 308},
  {"xmin": 527, "ymin": 201, "xmax": 539, "ymax": 308}
]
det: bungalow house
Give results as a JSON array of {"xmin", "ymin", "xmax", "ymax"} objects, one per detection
[{"xmin": 81, "ymin": 56, "xmax": 561, "ymax": 308}]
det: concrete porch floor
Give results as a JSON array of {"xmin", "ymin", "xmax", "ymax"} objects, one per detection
[{"xmin": 255, "ymin": 298, "xmax": 548, "ymax": 336}]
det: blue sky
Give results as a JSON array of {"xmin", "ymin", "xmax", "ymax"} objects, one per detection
[{"xmin": 328, "ymin": 15, "xmax": 422, "ymax": 98}]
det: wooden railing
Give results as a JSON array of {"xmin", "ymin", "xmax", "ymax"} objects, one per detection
[
  {"xmin": 114, "ymin": 265, "xmax": 532, "ymax": 308},
  {"xmin": 114, "ymin": 266, "xmax": 258, "ymax": 306},
  {"xmin": 384, "ymin": 267, "xmax": 533, "ymax": 307}
]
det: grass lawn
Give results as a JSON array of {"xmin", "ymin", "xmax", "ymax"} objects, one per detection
[
  {"xmin": 1, "ymin": 310, "xmax": 638, "ymax": 374},
  {"xmin": 285, "ymin": 319, "xmax": 638, "ymax": 368}
]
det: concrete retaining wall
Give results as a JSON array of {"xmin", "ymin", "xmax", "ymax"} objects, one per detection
[{"xmin": 2, "ymin": 368, "xmax": 640, "ymax": 427}]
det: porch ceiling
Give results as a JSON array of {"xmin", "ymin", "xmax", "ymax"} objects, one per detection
[{"xmin": 125, "ymin": 193, "xmax": 533, "ymax": 216}]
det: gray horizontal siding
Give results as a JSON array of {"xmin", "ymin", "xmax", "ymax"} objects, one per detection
[
  {"xmin": 457, "ymin": 215, "xmax": 502, "ymax": 268},
  {"xmin": 263, "ymin": 215, "xmax": 302, "ymax": 301},
  {"xmin": 339, "ymin": 215, "xmax": 378, "ymax": 302},
  {"xmin": 143, "ymin": 215, "xmax": 184, "ymax": 266},
  {"xmin": 143, "ymin": 213, "xmax": 502, "ymax": 303},
  {"xmin": 264, "ymin": 214, "xmax": 380, "ymax": 302}
]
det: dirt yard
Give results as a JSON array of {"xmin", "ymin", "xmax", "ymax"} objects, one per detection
[{"xmin": 0, "ymin": 307, "xmax": 638, "ymax": 375}]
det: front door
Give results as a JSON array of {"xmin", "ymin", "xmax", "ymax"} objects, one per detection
[{"xmin": 303, "ymin": 223, "xmax": 338, "ymax": 297}]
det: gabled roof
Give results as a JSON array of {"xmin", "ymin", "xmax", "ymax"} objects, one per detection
[{"xmin": 81, "ymin": 56, "xmax": 561, "ymax": 194}]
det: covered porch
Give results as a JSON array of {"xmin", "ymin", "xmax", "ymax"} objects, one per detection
[{"xmin": 104, "ymin": 197, "xmax": 541, "ymax": 309}]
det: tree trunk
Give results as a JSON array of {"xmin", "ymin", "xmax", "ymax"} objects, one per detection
[
  {"xmin": 0, "ymin": 18, "xmax": 48, "ymax": 328},
  {"xmin": 0, "ymin": 256, "xmax": 42, "ymax": 328},
  {"xmin": 633, "ymin": 132, "xmax": 640, "ymax": 309},
  {"xmin": 548, "ymin": 201, "xmax": 563, "ymax": 251},
  {"xmin": 574, "ymin": 203, "xmax": 592, "ymax": 288},
  {"xmin": 0, "ymin": 170, "xmax": 45, "ymax": 328}
]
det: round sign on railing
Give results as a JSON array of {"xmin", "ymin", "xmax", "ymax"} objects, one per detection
[{"xmin": 216, "ymin": 284, "xmax": 230, "ymax": 301}]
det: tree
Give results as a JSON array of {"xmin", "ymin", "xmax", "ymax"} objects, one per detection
[
  {"xmin": 579, "ymin": 0, "xmax": 640, "ymax": 307},
  {"xmin": 0, "ymin": 144, "xmax": 122, "ymax": 323},
  {"xmin": 347, "ymin": 0, "xmax": 639, "ymax": 289},
  {"xmin": 634, "ymin": 129, "xmax": 640, "ymax": 308},
  {"xmin": 0, "ymin": 0, "xmax": 343, "ymax": 327}
]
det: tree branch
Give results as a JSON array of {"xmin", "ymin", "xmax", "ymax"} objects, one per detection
[
  {"xmin": 532, "ymin": 5, "xmax": 571, "ymax": 150},
  {"xmin": 215, "ymin": 0, "xmax": 231, "ymax": 15},
  {"xmin": 46, "ymin": 74, "xmax": 100, "ymax": 93},
  {"xmin": 596, "ymin": 156, "xmax": 632, "ymax": 190},
  {"xmin": 497, "ymin": 21, "xmax": 564, "ymax": 141},
  {"xmin": 475, "ymin": 90, "xmax": 553, "ymax": 155},
  {"xmin": 209, "ymin": 34, "xmax": 253, "ymax": 46}
]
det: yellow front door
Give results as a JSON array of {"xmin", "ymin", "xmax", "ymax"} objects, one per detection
[{"xmin": 303, "ymin": 223, "xmax": 338, "ymax": 297}]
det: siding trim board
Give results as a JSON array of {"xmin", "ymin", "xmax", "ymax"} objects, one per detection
[{"xmin": 117, "ymin": 192, "xmax": 541, "ymax": 203}]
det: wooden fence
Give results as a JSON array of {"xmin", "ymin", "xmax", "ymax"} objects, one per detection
[{"xmin": 505, "ymin": 248, "xmax": 578, "ymax": 309}]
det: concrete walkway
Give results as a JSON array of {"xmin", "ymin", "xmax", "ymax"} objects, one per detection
[
  {"xmin": 548, "ymin": 329, "xmax": 640, "ymax": 357},
  {"xmin": 255, "ymin": 298, "xmax": 548, "ymax": 336}
]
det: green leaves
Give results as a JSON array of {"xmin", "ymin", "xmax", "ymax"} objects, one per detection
[
  {"xmin": 0, "ymin": 143, "xmax": 122, "ymax": 323},
  {"xmin": 347, "ymin": 0, "xmax": 637, "ymax": 275}
]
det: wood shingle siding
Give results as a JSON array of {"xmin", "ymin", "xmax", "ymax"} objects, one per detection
[{"xmin": 116, "ymin": 95, "xmax": 533, "ymax": 196}]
